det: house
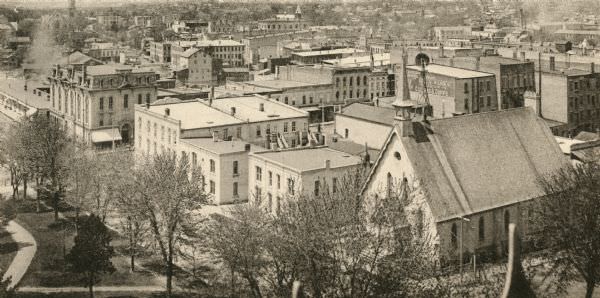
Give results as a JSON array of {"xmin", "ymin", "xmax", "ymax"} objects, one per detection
[{"xmin": 362, "ymin": 106, "xmax": 570, "ymax": 265}]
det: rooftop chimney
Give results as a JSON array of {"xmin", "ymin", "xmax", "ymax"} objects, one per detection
[
  {"xmin": 165, "ymin": 108, "xmax": 170, "ymax": 116},
  {"xmin": 259, "ymin": 103, "xmax": 264, "ymax": 112},
  {"xmin": 591, "ymin": 62, "xmax": 595, "ymax": 74},
  {"xmin": 324, "ymin": 159, "xmax": 330, "ymax": 169},
  {"xmin": 145, "ymin": 102, "xmax": 150, "ymax": 109},
  {"xmin": 230, "ymin": 106, "xmax": 236, "ymax": 115}
]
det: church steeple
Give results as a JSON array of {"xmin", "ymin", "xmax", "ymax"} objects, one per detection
[{"xmin": 392, "ymin": 48, "xmax": 413, "ymax": 119}]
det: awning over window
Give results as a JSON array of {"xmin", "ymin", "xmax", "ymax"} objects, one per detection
[{"xmin": 90, "ymin": 127, "xmax": 122, "ymax": 143}]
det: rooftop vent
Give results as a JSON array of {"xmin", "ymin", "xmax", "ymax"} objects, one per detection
[{"xmin": 259, "ymin": 103, "xmax": 264, "ymax": 112}]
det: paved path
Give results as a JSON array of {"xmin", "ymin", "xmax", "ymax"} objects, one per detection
[
  {"xmin": 2, "ymin": 220, "xmax": 37, "ymax": 289},
  {"xmin": 19, "ymin": 286, "xmax": 164, "ymax": 293}
]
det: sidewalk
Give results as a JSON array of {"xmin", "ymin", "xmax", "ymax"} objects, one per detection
[
  {"xmin": 19, "ymin": 285, "xmax": 164, "ymax": 293},
  {"xmin": 2, "ymin": 220, "xmax": 37, "ymax": 289}
]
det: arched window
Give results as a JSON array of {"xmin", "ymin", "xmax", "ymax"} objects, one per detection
[
  {"xmin": 387, "ymin": 173, "xmax": 393, "ymax": 198},
  {"xmin": 504, "ymin": 210, "xmax": 510, "ymax": 234},
  {"xmin": 138, "ymin": 94, "xmax": 142, "ymax": 104},
  {"xmin": 478, "ymin": 217, "xmax": 485, "ymax": 241},
  {"xmin": 451, "ymin": 223, "xmax": 458, "ymax": 248}
]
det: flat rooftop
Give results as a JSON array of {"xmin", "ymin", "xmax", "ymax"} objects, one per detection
[
  {"xmin": 292, "ymin": 48, "xmax": 364, "ymax": 57},
  {"xmin": 86, "ymin": 65, "xmax": 154, "ymax": 76},
  {"xmin": 171, "ymin": 40, "xmax": 243, "ymax": 47},
  {"xmin": 0, "ymin": 79, "xmax": 52, "ymax": 110},
  {"xmin": 243, "ymin": 79, "xmax": 330, "ymax": 90},
  {"xmin": 180, "ymin": 138, "xmax": 255, "ymax": 155},
  {"xmin": 407, "ymin": 64, "xmax": 494, "ymax": 79},
  {"xmin": 147, "ymin": 101, "xmax": 243, "ymax": 130},
  {"xmin": 211, "ymin": 96, "xmax": 308, "ymax": 122},
  {"xmin": 252, "ymin": 147, "xmax": 363, "ymax": 172},
  {"xmin": 323, "ymin": 53, "xmax": 390, "ymax": 67}
]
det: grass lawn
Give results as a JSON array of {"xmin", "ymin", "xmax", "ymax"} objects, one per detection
[
  {"xmin": 15, "ymin": 208, "xmax": 163, "ymax": 288},
  {"xmin": 0, "ymin": 225, "xmax": 18, "ymax": 274}
]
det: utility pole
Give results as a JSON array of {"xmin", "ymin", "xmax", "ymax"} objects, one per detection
[{"xmin": 459, "ymin": 216, "xmax": 470, "ymax": 283}]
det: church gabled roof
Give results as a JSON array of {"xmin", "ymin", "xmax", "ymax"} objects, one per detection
[{"xmin": 363, "ymin": 108, "xmax": 570, "ymax": 222}]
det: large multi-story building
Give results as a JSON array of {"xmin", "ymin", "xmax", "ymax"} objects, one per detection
[
  {"xmin": 530, "ymin": 68, "xmax": 600, "ymax": 136},
  {"xmin": 179, "ymin": 138, "xmax": 257, "ymax": 205},
  {"xmin": 135, "ymin": 95, "xmax": 310, "ymax": 154},
  {"xmin": 236, "ymin": 79, "xmax": 333, "ymax": 121},
  {"xmin": 435, "ymin": 56, "xmax": 536, "ymax": 110},
  {"xmin": 135, "ymin": 95, "xmax": 312, "ymax": 205},
  {"xmin": 248, "ymin": 147, "xmax": 363, "ymax": 214},
  {"xmin": 48, "ymin": 64, "xmax": 158, "ymax": 149},
  {"xmin": 170, "ymin": 40, "xmax": 245, "ymax": 67},
  {"xmin": 404, "ymin": 64, "xmax": 498, "ymax": 117},
  {"xmin": 278, "ymin": 64, "xmax": 392, "ymax": 104},
  {"xmin": 177, "ymin": 48, "xmax": 223, "ymax": 86}
]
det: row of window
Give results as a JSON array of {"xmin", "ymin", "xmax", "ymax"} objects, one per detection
[
  {"xmin": 255, "ymin": 166, "xmax": 296, "ymax": 195},
  {"xmin": 140, "ymin": 117, "xmax": 177, "ymax": 146},
  {"xmin": 97, "ymin": 76, "xmax": 153, "ymax": 89},
  {"xmin": 100, "ymin": 93, "xmax": 151, "ymax": 110},
  {"xmin": 464, "ymin": 96, "xmax": 494, "ymax": 111},
  {"xmin": 449, "ymin": 210, "xmax": 512, "ymax": 249},
  {"xmin": 336, "ymin": 76, "xmax": 369, "ymax": 87},
  {"xmin": 255, "ymin": 122, "xmax": 297, "ymax": 137}
]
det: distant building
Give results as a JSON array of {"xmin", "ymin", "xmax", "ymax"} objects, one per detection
[
  {"xmin": 96, "ymin": 15, "xmax": 125, "ymax": 29},
  {"xmin": 258, "ymin": 5, "xmax": 311, "ymax": 33},
  {"xmin": 248, "ymin": 147, "xmax": 363, "ymax": 214},
  {"xmin": 363, "ymin": 108, "xmax": 570, "ymax": 264},
  {"xmin": 403, "ymin": 63, "xmax": 497, "ymax": 117},
  {"xmin": 278, "ymin": 64, "xmax": 390, "ymax": 104},
  {"xmin": 435, "ymin": 56, "xmax": 536, "ymax": 110},
  {"xmin": 171, "ymin": 20, "xmax": 210, "ymax": 34},
  {"xmin": 528, "ymin": 68, "xmax": 600, "ymax": 136},
  {"xmin": 433, "ymin": 26, "xmax": 473, "ymax": 41},
  {"xmin": 149, "ymin": 41, "xmax": 171, "ymax": 64},
  {"xmin": 170, "ymin": 40, "xmax": 245, "ymax": 67},
  {"xmin": 290, "ymin": 48, "xmax": 366, "ymax": 65},
  {"xmin": 177, "ymin": 48, "xmax": 223, "ymax": 86},
  {"xmin": 48, "ymin": 64, "xmax": 158, "ymax": 149}
]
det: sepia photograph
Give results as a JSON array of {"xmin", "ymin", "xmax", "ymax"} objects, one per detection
[{"xmin": 0, "ymin": 0, "xmax": 598, "ymax": 297}]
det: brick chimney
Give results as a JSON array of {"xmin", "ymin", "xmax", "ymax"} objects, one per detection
[
  {"xmin": 324, "ymin": 159, "xmax": 330, "ymax": 170},
  {"xmin": 259, "ymin": 103, "xmax": 264, "ymax": 112},
  {"xmin": 165, "ymin": 108, "xmax": 170, "ymax": 116}
]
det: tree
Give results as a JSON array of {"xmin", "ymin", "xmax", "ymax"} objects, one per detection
[
  {"xmin": 536, "ymin": 159, "xmax": 600, "ymax": 298},
  {"xmin": 66, "ymin": 214, "xmax": 115, "ymax": 298},
  {"xmin": 205, "ymin": 206, "xmax": 270, "ymax": 298},
  {"xmin": 0, "ymin": 121, "xmax": 29, "ymax": 200},
  {"xmin": 204, "ymin": 168, "xmax": 436, "ymax": 298},
  {"xmin": 115, "ymin": 178, "xmax": 148, "ymax": 273},
  {"xmin": 131, "ymin": 152, "xmax": 207, "ymax": 297},
  {"xmin": 64, "ymin": 142, "xmax": 97, "ymax": 230},
  {"xmin": 25, "ymin": 116, "xmax": 72, "ymax": 221}
]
